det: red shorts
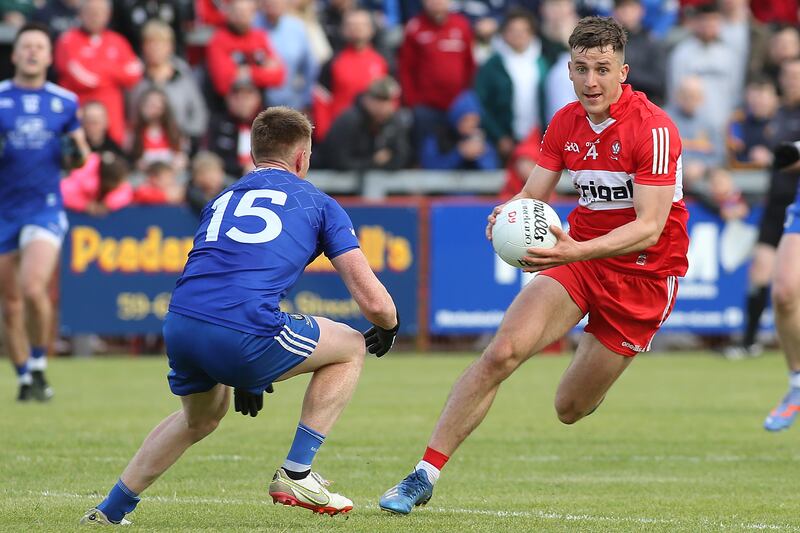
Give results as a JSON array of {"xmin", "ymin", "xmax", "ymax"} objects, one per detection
[{"xmin": 540, "ymin": 261, "xmax": 678, "ymax": 357}]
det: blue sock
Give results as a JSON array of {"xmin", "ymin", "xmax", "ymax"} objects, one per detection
[
  {"xmin": 15, "ymin": 362, "xmax": 31, "ymax": 385},
  {"xmin": 97, "ymin": 479, "xmax": 140, "ymax": 523},
  {"xmin": 31, "ymin": 346, "xmax": 45, "ymax": 359},
  {"xmin": 283, "ymin": 423, "xmax": 326, "ymax": 472}
]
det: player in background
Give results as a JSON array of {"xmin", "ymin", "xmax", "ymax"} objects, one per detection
[
  {"xmin": 0, "ymin": 23, "xmax": 89, "ymax": 402},
  {"xmin": 724, "ymin": 62, "xmax": 800, "ymax": 360},
  {"xmin": 80, "ymin": 107, "xmax": 399, "ymax": 525},
  {"xmin": 379, "ymin": 16, "xmax": 689, "ymax": 515},
  {"xmin": 762, "ymin": 131, "xmax": 800, "ymax": 431}
]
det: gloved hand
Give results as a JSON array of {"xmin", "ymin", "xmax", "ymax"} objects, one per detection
[
  {"xmin": 363, "ymin": 315, "xmax": 399, "ymax": 358},
  {"xmin": 60, "ymin": 135, "xmax": 85, "ymax": 170},
  {"xmin": 773, "ymin": 141, "xmax": 800, "ymax": 171},
  {"xmin": 233, "ymin": 384, "xmax": 274, "ymax": 417}
]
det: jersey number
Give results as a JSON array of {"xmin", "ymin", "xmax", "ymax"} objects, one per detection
[{"xmin": 205, "ymin": 189, "xmax": 287, "ymax": 244}]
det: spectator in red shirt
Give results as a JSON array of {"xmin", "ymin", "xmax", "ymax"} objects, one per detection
[
  {"xmin": 204, "ymin": 80, "xmax": 263, "ymax": 177},
  {"xmin": 128, "ymin": 88, "xmax": 188, "ymax": 173},
  {"xmin": 133, "ymin": 161, "xmax": 184, "ymax": 205},
  {"xmin": 398, "ymin": 0, "xmax": 475, "ymax": 156},
  {"xmin": 54, "ymin": 0, "xmax": 143, "ymax": 144},
  {"xmin": 206, "ymin": 0, "xmax": 285, "ymax": 100},
  {"xmin": 61, "ymin": 151, "xmax": 133, "ymax": 215},
  {"xmin": 318, "ymin": 9, "xmax": 388, "ymax": 139}
]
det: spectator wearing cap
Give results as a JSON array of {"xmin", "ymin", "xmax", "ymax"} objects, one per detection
[
  {"xmin": 206, "ymin": 0, "xmax": 285, "ymax": 100},
  {"xmin": 254, "ymin": 0, "xmax": 317, "ymax": 112},
  {"xmin": 129, "ymin": 20, "xmax": 208, "ymax": 143},
  {"xmin": 204, "ymin": 79, "xmax": 263, "ymax": 177},
  {"xmin": 474, "ymin": 8, "xmax": 548, "ymax": 162},
  {"xmin": 319, "ymin": 9, "xmax": 389, "ymax": 130},
  {"xmin": 612, "ymin": 0, "xmax": 666, "ymax": 105},
  {"xmin": 667, "ymin": 1, "xmax": 740, "ymax": 140},
  {"xmin": 1, "ymin": 0, "xmax": 35, "ymax": 28},
  {"xmin": 81, "ymin": 101, "xmax": 124, "ymax": 156},
  {"xmin": 420, "ymin": 90, "xmax": 499, "ymax": 170},
  {"xmin": 320, "ymin": 76, "xmax": 412, "ymax": 171},
  {"xmin": 55, "ymin": 0, "xmax": 143, "ymax": 144}
]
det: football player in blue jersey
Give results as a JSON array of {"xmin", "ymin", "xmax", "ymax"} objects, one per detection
[
  {"xmin": 0, "ymin": 23, "xmax": 89, "ymax": 402},
  {"xmin": 80, "ymin": 107, "xmax": 399, "ymax": 525}
]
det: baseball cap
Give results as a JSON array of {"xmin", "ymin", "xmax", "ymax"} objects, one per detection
[{"xmin": 366, "ymin": 76, "xmax": 400, "ymax": 101}]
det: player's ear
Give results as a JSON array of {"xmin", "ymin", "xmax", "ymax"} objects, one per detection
[
  {"xmin": 294, "ymin": 148, "xmax": 304, "ymax": 173},
  {"xmin": 620, "ymin": 63, "xmax": 629, "ymax": 83},
  {"xmin": 567, "ymin": 60, "xmax": 573, "ymax": 81}
]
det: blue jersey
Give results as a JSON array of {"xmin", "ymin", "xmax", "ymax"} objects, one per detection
[
  {"xmin": 169, "ymin": 168, "xmax": 360, "ymax": 336},
  {"xmin": 0, "ymin": 80, "xmax": 80, "ymax": 217}
]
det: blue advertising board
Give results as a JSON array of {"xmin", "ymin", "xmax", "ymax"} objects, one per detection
[
  {"xmin": 60, "ymin": 204, "xmax": 419, "ymax": 335},
  {"xmin": 429, "ymin": 200, "xmax": 765, "ymax": 335}
]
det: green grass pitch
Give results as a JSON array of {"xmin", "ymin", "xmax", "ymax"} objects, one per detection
[{"xmin": 1, "ymin": 352, "xmax": 799, "ymax": 532}]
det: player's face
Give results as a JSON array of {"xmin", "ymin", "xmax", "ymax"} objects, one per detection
[
  {"xmin": 568, "ymin": 46, "xmax": 628, "ymax": 123},
  {"xmin": 12, "ymin": 30, "xmax": 52, "ymax": 79}
]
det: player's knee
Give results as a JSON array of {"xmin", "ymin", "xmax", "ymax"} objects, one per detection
[
  {"xmin": 554, "ymin": 397, "xmax": 585, "ymax": 425},
  {"xmin": 481, "ymin": 338, "xmax": 524, "ymax": 380},
  {"xmin": 20, "ymin": 279, "xmax": 47, "ymax": 303},
  {"xmin": 185, "ymin": 416, "xmax": 221, "ymax": 442},
  {"xmin": 772, "ymin": 282, "xmax": 800, "ymax": 313},
  {"xmin": 0, "ymin": 296, "xmax": 23, "ymax": 324}
]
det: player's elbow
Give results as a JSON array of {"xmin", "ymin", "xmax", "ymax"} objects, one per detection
[{"xmin": 361, "ymin": 294, "xmax": 396, "ymax": 328}]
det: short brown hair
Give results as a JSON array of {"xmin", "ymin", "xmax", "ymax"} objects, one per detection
[
  {"xmin": 568, "ymin": 16, "xmax": 627, "ymax": 57},
  {"xmin": 251, "ymin": 107, "xmax": 313, "ymax": 162}
]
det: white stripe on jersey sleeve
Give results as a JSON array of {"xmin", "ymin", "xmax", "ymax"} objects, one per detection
[
  {"xmin": 652, "ymin": 129, "xmax": 658, "ymax": 175},
  {"xmin": 651, "ymin": 127, "xmax": 671, "ymax": 176}
]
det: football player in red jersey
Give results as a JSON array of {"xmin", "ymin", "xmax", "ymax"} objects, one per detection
[{"xmin": 379, "ymin": 16, "xmax": 689, "ymax": 515}]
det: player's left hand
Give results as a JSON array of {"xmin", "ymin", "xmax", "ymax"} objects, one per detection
[
  {"xmin": 233, "ymin": 386, "xmax": 271, "ymax": 417},
  {"xmin": 363, "ymin": 316, "xmax": 400, "ymax": 358},
  {"xmin": 60, "ymin": 135, "xmax": 86, "ymax": 170},
  {"xmin": 519, "ymin": 225, "xmax": 583, "ymax": 272}
]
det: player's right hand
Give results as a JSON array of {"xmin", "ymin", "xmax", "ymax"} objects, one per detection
[
  {"xmin": 486, "ymin": 204, "xmax": 506, "ymax": 241},
  {"xmin": 234, "ymin": 387, "xmax": 264, "ymax": 417}
]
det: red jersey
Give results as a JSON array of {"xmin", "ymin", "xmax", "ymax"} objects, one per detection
[
  {"xmin": 206, "ymin": 27, "xmax": 285, "ymax": 96},
  {"xmin": 537, "ymin": 84, "xmax": 689, "ymax": 278},
  {"xmin": 329, "ymin": 45, "xmax": 388, "ymax": 121},
  {"xmin": 55, "ymin": 28, "xmax": 143, "ymax": 144},
  {"xmin": 398, "ymin": 12, "xmax": 475, "ymax": 110}
]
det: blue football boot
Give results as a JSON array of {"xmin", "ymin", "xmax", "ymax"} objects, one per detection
[
  {"xmin": 379, "ymin": 469, "xmax": 434, "ymax": 515},
  {"xmin": 764, "ymin": 388, "xmax": 800, "ymax": 432}
]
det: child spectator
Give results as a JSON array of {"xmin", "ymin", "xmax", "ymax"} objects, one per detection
[
  {"xmin": 186, "ymin": 151, "xmax": 232, "ymax": 215},
  {"xmin": 499, "ymin": 129, "xmax": 541, "ymax": 199},
  {"xmin": 706, "ymin": 166, "xmax": 750, "ymax": 221},
  {"xmin": 61, "ymin": 151, "xmax": 133, "ymax": 215},
  {"xmin": 128, "ymin": 88, "xmax": 187, "ymax": 172},
  {"xmin": 133, "ymin": 161, "xmax": 184, "ymax": 205},
  {"xmin": 728, "ymin": 78, "xmax": 779, "ymax": 167},
  {"xmin": 81, "ymin": 101, "xmax": 124, "ymax": 155},
  {"xmin": 420, "ymin": 90, "xmax": 499, "ymax": 171}
]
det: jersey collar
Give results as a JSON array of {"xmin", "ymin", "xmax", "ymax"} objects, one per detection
[{"xmin": 608, "ymin": 84, "xmax": 634, "ymax": 119}]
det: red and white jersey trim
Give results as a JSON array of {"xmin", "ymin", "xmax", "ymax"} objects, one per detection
[{"xmin": 651, "ymin": 127, "xmax": 670, "ymax": 175}]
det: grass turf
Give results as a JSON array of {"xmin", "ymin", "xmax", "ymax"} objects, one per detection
[{"xmin": 1, "ymin": 351, "xmax": 799, "ymax": 532}]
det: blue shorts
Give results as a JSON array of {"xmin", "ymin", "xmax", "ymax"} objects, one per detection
[
  {"xmin": 785, "ymin": 201, "xmax": 800, "ymax": 234},
  {"xmin": 0, "ymin": 208, "xmax": 68, "ymax": 253},
  {"xmin": 163, "ymin": 311, "xmax": 320, "ymax": 396}
]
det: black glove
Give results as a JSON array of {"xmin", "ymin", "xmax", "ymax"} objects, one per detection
[
  {"xmin": 60, "ymin": 135, "xmax": 85, "ymax": 170},
  {"xmin": 363, "ymin": 316, "xmax": 399, "ymax": 358},
  {"xmin": 774, "ymin": 141, "xmax": 800, "ymax": 171},
  {"xmin": 233, "ymin": 384, "xmax": 274, "ymax": 417}
]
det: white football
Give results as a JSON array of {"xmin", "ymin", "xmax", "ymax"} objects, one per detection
[{"xmin": 491, "ymin": 198, "xmax": 562, "ymax": 268}]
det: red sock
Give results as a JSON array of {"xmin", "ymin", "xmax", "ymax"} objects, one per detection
[{"xmin": 422, "ymin": 446, "xmax": 449, "ymax": 470}]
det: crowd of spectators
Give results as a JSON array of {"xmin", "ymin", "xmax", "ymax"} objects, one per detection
[{"xmin": 1, "ymin": 0, "xmax": 798, "ymax": 214}]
